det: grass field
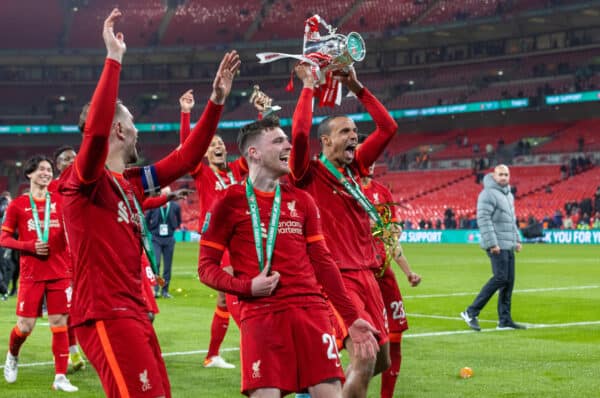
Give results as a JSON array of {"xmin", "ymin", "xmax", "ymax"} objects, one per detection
[{"xmin": 1, "ymin": 243, "xmax": 599, "ymax": 397}]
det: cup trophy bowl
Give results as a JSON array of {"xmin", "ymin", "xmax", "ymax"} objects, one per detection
[{"xmin": 255, "ymin": 15, "xmax": 366, "ymax": 106}]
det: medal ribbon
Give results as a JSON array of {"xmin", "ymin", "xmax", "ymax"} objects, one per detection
[
  {"xmin": 28, "ymin": 192, "xmax": 51, "ymax": 243},
  {"xmin": 245, "ymin": 178, "xmax": 281, "ymax": 273},
  {"xmin": 213, "ymin": 168, "xmax": 236, "ymax": 189},
  {"xmin": 160, "ymin": 203, "xmax": 170, "ymax": 223},
  {"xmin": 319, "ymin": 153, "xmax": 382, "ymax": 226},
  {"xmin": 110, "ymin": 173, "xmax": 160, "ymax": 279}
]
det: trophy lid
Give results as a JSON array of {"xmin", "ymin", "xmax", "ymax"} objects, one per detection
[{"xmin": 346, "ymin": 32, "xmax": 366, "ymax": 62}]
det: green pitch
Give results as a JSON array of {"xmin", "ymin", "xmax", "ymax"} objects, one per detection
[{"xmin": 1, "ymin": 243, "xmax": 599, "ymax": 397}]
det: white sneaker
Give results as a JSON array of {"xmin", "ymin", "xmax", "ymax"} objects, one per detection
[
  {"xmin": 52, "ymin": 374, "xmax": 78, "ymax": 392},
  {"xmin": 4, "ymin": 352, "xmax": 17, "ymax": 383},
  {"xmin": 203, "ymin": 355, "xmax": 235, "ymax": 369}
]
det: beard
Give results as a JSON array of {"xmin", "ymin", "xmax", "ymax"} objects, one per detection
[{"xmin": 127, "ymin": 145, "xmax": 139, "ymax": 165}]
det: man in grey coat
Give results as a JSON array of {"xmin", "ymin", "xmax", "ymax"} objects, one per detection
[{"xmin": 461, "ymin": 164, "xmax": 526, "ymax": 331}]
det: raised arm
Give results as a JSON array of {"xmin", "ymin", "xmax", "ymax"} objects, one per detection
[
  {"xmin": 74, "ymin": 8, "xmax": 126, "ymax": 184},
  {"xmin": 179, "ymin": 89, "xmax": 194, "ymax": 144},
  {"xmin": 290, "ymin": 64, "xmax": 316, "ymax": 183},
  {"xmin": 338, "ymin": 68, "xmax": 397, "ymax": 172},
  {"xmin": 135, "ymin": 52, "xmax": 240, "ymax": 191}
]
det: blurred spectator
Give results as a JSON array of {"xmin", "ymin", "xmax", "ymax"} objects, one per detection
[
  {"xmin": 577, "ymin": 218, "xmax": 590, "ymax": 230},
  {"xmin": 551, "ymin": 210, "xmax": 563, "ymax": 229},
  {"xmin": 580, "ymin": 198, "xmax": 593, "ymax": 216},
  {"xmin": 569, "ymin": 157, "xmax": 577, "ymax": 176},
  {"xmin": 595, "ymin": 186, "xmax": 600, "ymax": 213},
  {"xmin": 444, "ymin": 208, "xmax": 457, "ymax": 229},
  {"xmin": 578, "ymin": 136, "xmax": 584, "ymax": 152},
  {"xmin": 592, "ymin": 212, "xmax": 600, "ymax": 230},
  {"xmin": 563, "ymin": 213, "xmax": 574, "ymax": 229},
  {"xmin": 560, "ymin": 164, "xmax": 568, "ymax": 180},
  {"xmin": 581, "ymin": 212, "xmax": 591, "ymax": 226}
]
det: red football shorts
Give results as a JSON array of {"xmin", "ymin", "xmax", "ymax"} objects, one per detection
[
  {"xmin": 240, "ymin": 304, "xmax": 344, "ymax": 395},
  {"xmin": 327, "ymin": 301, "xmax": 347, "ymax": 351},
  {"xmin": 75, "ymin": 318, "xmax": 171, "ymax": 398},
  {"xmin": 225, "ymin": 293, "xmax": 241, "ymax": 327},
  {"xmin": 16, "ymin": 278, "xmax": 71, "ymax": 317},
  {"xmin": 377, "ymin": 266, "xmax": 408, "ymax": 341},
  {"xmin": 341, "ymin": 269, "xmax": 389, "ymax": 345}
]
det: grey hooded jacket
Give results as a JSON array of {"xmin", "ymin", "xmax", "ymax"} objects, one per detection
[{"xmin": 477, "ymin": 173, "xmax": 520, "ymax": 250}]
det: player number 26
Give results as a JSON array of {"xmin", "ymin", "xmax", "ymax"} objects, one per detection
[{"xmin": 322, "ymin": 333, "xmax": 340, "ymax": 361}]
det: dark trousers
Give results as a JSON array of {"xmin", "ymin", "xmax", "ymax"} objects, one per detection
[
  {"xmin": 467, "ymin": 249, "xmax": 515, "ymax": 324},
  {"xmin": 152, "ymin": 238, "xmax": 175, "ymax": 294}
]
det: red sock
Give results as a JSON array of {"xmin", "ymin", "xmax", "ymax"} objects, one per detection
[
  {"xmin": 51, "ymin": 326, "xmax": 69, "ymax": 375},
  {"xmin": 9, "ymin": 326, "xmax": 30, "ymax": 357},
  {"xmin": 206, "ymin": 305, "xmax": 230, "ymax": 360},
  {"xmin": 67, "ymin": 318, "xmax": 77, "ymax": 347},
  {"xmin": 381, "ymin": 339, "xmax": 402, "ymax": 398}
]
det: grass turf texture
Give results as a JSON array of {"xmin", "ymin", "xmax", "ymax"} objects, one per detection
[{"xmin": 0, "ymin": 243, "xmax": 598, "ymax": 397}]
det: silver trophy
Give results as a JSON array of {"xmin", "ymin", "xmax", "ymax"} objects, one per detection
[
  {"xmin": 249, "ymin": 85, "xmax": 281, "ymax": 117},
  {"xmin": 256, "ymin": 14, "xmax": 366, "ymax": 86},
  {"xmin": 302, "ymin": 15, "xmax": 366, "ymax": 84}
]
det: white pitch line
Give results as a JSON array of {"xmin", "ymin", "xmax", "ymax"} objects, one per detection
[
  {"xmin": 0, "ymin": 347, "xmax": 240, "ymax": 369},
  {"xmin": 407, "ymin": 285, "xmax": 600, "ymax": 299},
  {"xmin": 407, "ymin": 313, "xmax": 497, "ymax": 323},
  {"xmin": 404, "ymin": 320, "xmax": 600, "ymax": 338},
  {"xmin": 4, "ymin": 320, "xmax": 599, "ymax": 370}
]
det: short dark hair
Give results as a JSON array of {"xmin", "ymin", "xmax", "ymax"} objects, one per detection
[
  {"xmin": 78, "ymin": 99, "xmax": 124, "ymax": 133},
  {"xmin": 24, "ymin": 154, "xmax": 53, "ymax": 180},
  {"xmin": 237, "ymin": 115, "xmax": 280, "ymax": 156},
  {"xmin": 317, "ymin": 115, "xmax": 346, "ymax": 137},
  {"xmin": 53, "ymin": 145, "xmax": 75, "ymax": 164}
]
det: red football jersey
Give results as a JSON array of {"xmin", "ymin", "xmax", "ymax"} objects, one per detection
[
  {"xmin": 180, "ymin": 111, "xmax": 248, "ymax": 229},
  {"xmin": 59, "ymin": 58, "xmax": 222, "ymax": 326},
  {"xmin": 199, "ymin": 182, "xmax": 359, "ymax": 325},
  {"xmin": 0, "ymin": 193, "xmax": 69, "ymax": 282},
  {"xmin": 191, "ymin": 160, "xmax": 247, "ymax": 230},
  {"xmin": 289, "ymin": 88, "xmax": 398, "ymax": 271}
]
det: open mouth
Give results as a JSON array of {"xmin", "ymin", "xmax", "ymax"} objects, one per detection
[
  {"xmin": 344, "ymin": 144, "xmax": 356, "ymax": 159},
  {"xmin": 279, "ymin": 153, "xmax": 290, "ymax": 166}
]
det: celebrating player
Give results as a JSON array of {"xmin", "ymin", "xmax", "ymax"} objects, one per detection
[
  {"xmin": 179, "ymin": 89, "xmax": 247, "ymax": 369},
  {"xmin": 198, "ymin": 116, "xmax": 379, "ymax": 397},
  {"xmin": 360, "ymin": 162, "xmax": 421, "ymax": 398},
  {"xmin": 290, "ymin": 64, "xmax": 398, "ymax": 397},
  {"xmin": 58, "ymin": 8, "xmax": 239, "ymax": 397},
  {"xmin": 1, "ymin": 155, "xmax": 78, "ymax": 392}
]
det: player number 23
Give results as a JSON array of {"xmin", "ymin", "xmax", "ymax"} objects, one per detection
[{"xmin": 390, "ymin": 300, "xmax": 406, "ymax": 320}]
